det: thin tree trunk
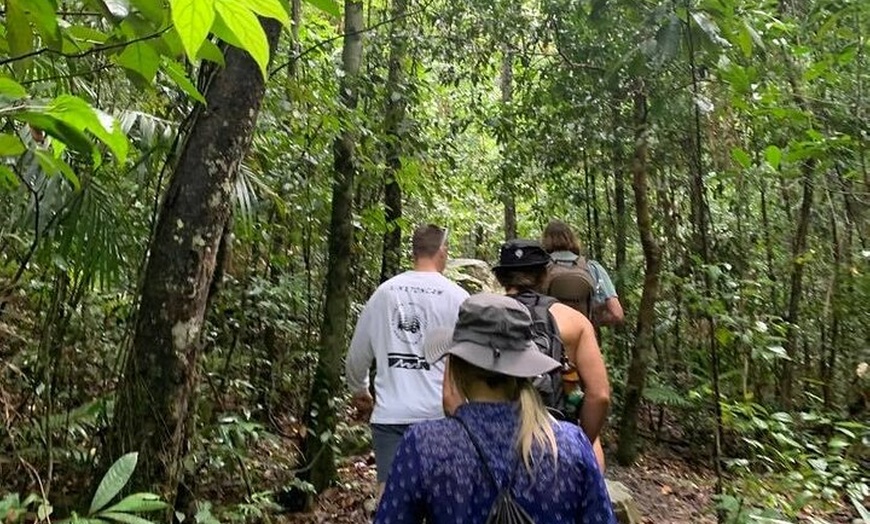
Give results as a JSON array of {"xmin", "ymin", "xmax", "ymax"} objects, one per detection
[
  {"xmin": 612, "ymin": 107, "xmax": 629, "ymax": 367},
  {"xmin": 500, "ymin": 48, "xmax": 517, "ymax": 241},
  {"xmin": 685, "ymin": 8, "xmax": 724, "ymax": 502},
  {"xmin": 760, "ymin": 183, "xmax": 779, "ymax": 311},
  {"xmin": 583, "ymin": 149, "xmax": 594, "ymax": 256},
  {"xmin": 616, "ymin": 87, "xmax": 660, "ymax": 466},
  {"xmin": 303, "ymin": 0, "xmax": 364, "ymax": 493},
  {"xmin": 108, "ymin": 20, "xmax": 283, "ymax": 500},
  {"xmin": 379, "ymin": 0, "xmax": 408, "ymax": 283},
  {"xmin": 780, "ymin": 160, "xmax": 814, "ymax": 409}
]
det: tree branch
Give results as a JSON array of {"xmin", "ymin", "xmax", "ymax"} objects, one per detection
[
  {"xmin": 269, "ymin": 0, "xmax": 437, "ymax": 79},
  {"xmin": 0, "ymin": 27, "xmax": 171, "ymax": 68}
]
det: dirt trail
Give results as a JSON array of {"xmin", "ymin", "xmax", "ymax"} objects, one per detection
[
  {"xmin": 607, "ymin": 449, "xmax": 716, "ymax": 523},
  {"xmin": 279, "ymin": 448, "xmax": 718, "ymax": 523}
]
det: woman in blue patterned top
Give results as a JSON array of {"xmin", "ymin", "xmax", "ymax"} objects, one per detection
[{"xmin": 375, "ymin": 293, "xmax": 615, "ymax": 523}]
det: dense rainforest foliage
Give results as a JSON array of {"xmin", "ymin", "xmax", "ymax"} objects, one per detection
[{"xmin": 0, "ymin": 0, "xmax": 867, "ymax": 522}]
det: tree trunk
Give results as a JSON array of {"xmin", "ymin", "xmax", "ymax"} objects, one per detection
[
  {"xmin": 612, "ymin": 108, "xmax": 628, "ymax": 367},
  {"xmin": 780, "ymin": 160, "xmax": 814, "ymax": 409},
  {"xmin": 107, "ymin": 21, "xmax": 283, "ymax": 500},
  {"xmin": 303, "ymin": 0, "xmax": 364, "ymax": 493},
  {"xmin": 379, "ymin": 0, "xmax": 408, "ymax": 283},
  {"xmin": 500, "ymin": 48, "xmax": 517, "ymax": 241},
  {"xmin": 616, "ymin": 87, "xmax": 660, "ymax": 466}
]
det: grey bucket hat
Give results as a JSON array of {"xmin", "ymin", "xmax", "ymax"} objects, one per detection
[{"xmin": 423, "ymin": 293, "xmax": 560, "ymax": 378}]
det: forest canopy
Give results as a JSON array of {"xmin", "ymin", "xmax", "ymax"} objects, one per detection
[{"xmin": 0, "ymin": 0, "xmax": 867, "ymax": 522}]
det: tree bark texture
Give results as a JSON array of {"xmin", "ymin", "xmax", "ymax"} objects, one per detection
[
  {"xmin": 500, "ymin": 49, "xmax": 517, "ymax": 241},
  {"xmin": 108, "ymin": 20, "xmax": 283, "ymax": 501},
  {"xmin": 379, "ymin": 0, "xmax": 408, "ymax": 283},
  {"xmin": 780, "ymin": 160, "xmax": 814, "ymax": 408},
  {"xmin": 304, "ymin": 0, "xmax": 364, "ymax": 493},
  {"xmin": 616, "ymin": 88, "xmax": 661, "ymax": 466}
]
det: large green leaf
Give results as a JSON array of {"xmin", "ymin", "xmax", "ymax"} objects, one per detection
[
  {"xmin": 196, "ymin": 39, "xmax": 225, "ymax": 66},
  {"xmin": 6, "ymin": 0, "xmax": 34, "ymax": 76},
  {"xmin": 44, "ymin": 95, "xmax": 129, "ymax": 163},
  {"xmin": 25, "ymin": 0, "xmax": 63, "ymax": 51},
  {"xmin": 163, "ymin": 59, "xmax": 206, "ymax": 103},
  {"xmin": 102, "ymin": 494, "xmax": 167, "ymax": 514},
  {"xmin": 15, "ymin": 112, "xmax": 96, "ymax": 157},
  {"xmin": 0, "ymin": 77, "xmax": 28, "ymax": 101},
  {"xmin": 170, "ymin": 0, "xmax": 216, "ymax": 60},
  {"xmin": 243, "ymin": 0, "xmax": 290, "ymax": 27},
  {"xmin": 35, "ymin": 149, "xmax": 81, "ymax": 189},
  {"xmin": 215, "ymin": 0, "xmax": 269, "ymax": 77},
  {"xmin": 89, "ymin": 453, "xmax": 139, "ymax": 514},
  {"xmin": 0, "ymin": 133, "xmax": 26, "ymax": 157},
  {"xmin": 764, "ymin": 145, "xmax": 782, "ymax": 170},
  {"xmin": 116, "ymin": 41, "xmax": 161, "ymax": 83}
]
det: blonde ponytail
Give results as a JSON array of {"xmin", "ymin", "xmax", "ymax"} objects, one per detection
[
  {"xmin": 449, "ymin": 356, "xmax": 559, "ymax": 472},
  {"xmin": 517, "ymin": 380, "xmax": 558, "ymax": 472}
]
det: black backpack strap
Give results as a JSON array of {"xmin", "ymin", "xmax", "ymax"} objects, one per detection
[{"xmin": 452, "ymin": 415, "xmax": 519, "ymax": 491}]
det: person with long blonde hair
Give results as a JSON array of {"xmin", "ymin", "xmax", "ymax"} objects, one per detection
[{"xmin": 374, "ymin": 293, "xmax": 614, "ymax": 523}]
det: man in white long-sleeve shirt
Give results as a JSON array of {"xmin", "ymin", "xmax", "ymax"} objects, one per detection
[{"xmin": 345, "ymin": 224, "xmax": 468, "ymax": 491}]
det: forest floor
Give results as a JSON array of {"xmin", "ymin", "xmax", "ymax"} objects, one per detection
[{"xmin": 277, "ymin": 443, "xmax": 720, "ymax": 523}]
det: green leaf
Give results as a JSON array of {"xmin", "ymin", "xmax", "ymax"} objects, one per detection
[
  {"xmin": 170, "ymin": 0, "xmax": 216, "ymax": 60},
  {"xmin": 25, "ymin": 0, "xmax": 63, "ymax": 51},
  {"xmin": 215, "ymin": 0, "xmax": 269, "ymax": 78},
  {"xmin": 163, "ymin": 59, "xmax": 206, "ymax": 104},
  {"xmin": 731, "ymin": 147, "xmax": 751, "ymax": 168},
  {"xmin": 764, "ymin": 145, "xmax": 781, "ymax": 170},
  {"xmin": 735, "ymin": 23, "xmax": 752, "ymax": 58},
  {"xmin": 766, "ymin": 345, "xmax": 790, "ymax": 360},
  {"xmin": 129, "ymin": 0, "xmax": 166, "ymax": 24},
  {"xmin": 691, "ymin": 11, "xmax": 730, "ymax": 48},
  {"xmin": 7, "ymin": 0, "xmax": 35, "ymax": 76},
  {"xmin": 98, "ymin": 512, "xmax": 159, "ymax": 524},
  {"xmin": 116, "ymin": 41, "xmax": 161, "ymax": 83},
  {"xmin": 44, "ymin": 95, "xmax": 129, "ymax": 163},
  {"xmin": 103, "ymin": 494, "xmax": 167, "ymax": 514},
  {"xmin": 35, "ymin": 149, "xmax": 80, "ymax": 189},
  {"xmin": 66, "ymin": 26, "xmax": 110, "ymax": 46},
  {"xmin": 16, "ymin": 112, "xmax": 96, "ymax": 157},
  {"xmin": 0, "ymin": 134, "xmax": 26, "ymax": 156},
  {"xmin": 305, "ymin": 0, "xmax": 340, "ymax": 17},
  {"xmin": 243, "ymin": 0, "xmax": 290, "ymax": 27},
  {"xmin": 196, "ymin": 39, "xmax": 225, "ymax": 65},
  {"xmin": 89, "ymin": 453, "xmax": 139, "ymax": 514},
  {"xmin": 0, "ymin": 165, "xmax": 19, "ymax": 190},
  {"xmin": 0, "ymin": 77, "xmax": 28, "ymax": 100}
]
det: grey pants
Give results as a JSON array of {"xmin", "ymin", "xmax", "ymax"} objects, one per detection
[{"xmin": 371, "ymin": 423, "xmax": 412, "ymax": 483}]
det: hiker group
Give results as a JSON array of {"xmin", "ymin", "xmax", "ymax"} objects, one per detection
[{"xmin": 344, "ymin": 221, "xmax": 625, "ymax": 523}]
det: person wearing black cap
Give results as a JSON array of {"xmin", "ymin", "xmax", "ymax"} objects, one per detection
[
  {"xmin": 375, "ymin": 293, "xmax": 615, "ymax": 523},
  {"xmin": 491, "ymin": 238, "xmax": 611, "ymax": 470}
]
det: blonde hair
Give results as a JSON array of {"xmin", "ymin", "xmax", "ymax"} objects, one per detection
[{"xmin": 450, "ymin": 357, "xmax": 559, "ymax": 471}]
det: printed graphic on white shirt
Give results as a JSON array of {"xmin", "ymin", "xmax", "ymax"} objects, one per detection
[{"xmin": 391, "ymin": 301, "xmax": 426, "ymax": 344}]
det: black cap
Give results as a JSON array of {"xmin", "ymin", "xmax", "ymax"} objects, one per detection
[
  {"xmin": 423, "ymin": 293, "xmax": 560, "ymax": 376},
  {"xmin": 492, "ymin": 239, "xmax": 551, "ymax": 270}
]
